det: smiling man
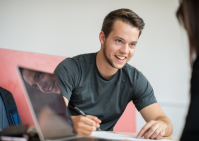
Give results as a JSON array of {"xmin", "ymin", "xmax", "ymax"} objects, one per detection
[{"xmin": 54, "ymin": 8, "xmax": 173, "ymax": 139}]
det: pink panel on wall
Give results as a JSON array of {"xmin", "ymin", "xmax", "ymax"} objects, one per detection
[
  {"xmin": 113, "ymin": 102, "xmax": 136, "ymax": 133},
  {"xmin": 0, "ymin": 48, "xmax": 136, "ymax": 132},
  {"xmin": 0, "ymin": 48, "xmax": 66, "ymax": 127}
]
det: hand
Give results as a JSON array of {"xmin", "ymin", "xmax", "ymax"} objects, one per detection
[
  {"xmin": 71, "ymin": 115, "xmax": 101, "ymax": 136},
  {"xmin": 137, "ymin": 120, "xmax": 167, "ymax": 139}
]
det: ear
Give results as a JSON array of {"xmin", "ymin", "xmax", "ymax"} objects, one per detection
[{"xmin": 99, "ymin": 31, "xmax": 105, "ymax": 45}]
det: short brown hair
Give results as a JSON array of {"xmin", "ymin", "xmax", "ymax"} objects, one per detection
[{"xmin": 101, "ymin": 8, "xmax": 145, "ymax": 38}]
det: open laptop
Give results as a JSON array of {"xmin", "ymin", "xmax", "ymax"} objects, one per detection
[{"xmin": 17, "ymin": 66, "xmax": 118, "ymax": 141}]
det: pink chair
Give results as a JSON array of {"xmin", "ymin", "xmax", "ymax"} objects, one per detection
[
  {"xmin": 113, "ymin": 102, "xmax": 136, "ymax": 133},
  {"xmin": 0, "ymin": 48, "xmax": 136, "ymax": 132}
]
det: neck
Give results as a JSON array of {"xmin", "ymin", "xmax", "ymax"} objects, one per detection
[{"xmin": 96, "ymin": 50, "xmax": 118, "ymax": 80}]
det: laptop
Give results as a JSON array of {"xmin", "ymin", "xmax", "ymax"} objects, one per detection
[{"xmin": 17, "ymin": 66, "xmax": 117, "ymax": 141}]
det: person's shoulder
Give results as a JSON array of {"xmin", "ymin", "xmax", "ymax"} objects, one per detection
[
  {"xmin": 57, "ymin": 52, "xmax": 96, "ymax": 66},
  {"xmin": 54, "ymin": 53, "xmax": 96, "ymax": 79},
  {"xmin": 72, "ymin": 52, "xmax": 96, "ymax": 64},
  {"xmin": 122, "ymin": 63, "xmax": 146, "ymax": 81}
]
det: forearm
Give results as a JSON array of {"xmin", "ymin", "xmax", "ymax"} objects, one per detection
[{"xmin": 156, "ymin": 116, "xmax": 173, "ymax": 136}]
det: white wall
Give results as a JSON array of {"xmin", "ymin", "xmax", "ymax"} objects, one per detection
[{"xmin": 0, "ymin": 0, "xmax": 190, "ymax": 137}]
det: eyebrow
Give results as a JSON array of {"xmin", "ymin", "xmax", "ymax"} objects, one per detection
[{"xmin": 114, "ymin": 36, "xmax": 138, "ymax": 43}]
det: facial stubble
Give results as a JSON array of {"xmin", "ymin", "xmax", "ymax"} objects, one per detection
[{"xmin": 103, "ymin": 40, "xmax": 127, "ymax": 69}]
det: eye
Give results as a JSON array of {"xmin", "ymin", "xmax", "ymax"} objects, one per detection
[
  {"xmin": 36, "ymin": 72, "xmax": 42, "ymax": 80},
  {"xmin": 37, "ymin": 73, "xmax": 41, "ymax": 78},
  {"xmin": 32, "ymin": 84, "xmax": 38, "ymax": 89},
  {"xmin": 116, "ymin": 39, "xmax": 122, "ymax": 43},
  {"xmin": 130, "ymin": 43, "xmax": 136, "ymax": 47}
]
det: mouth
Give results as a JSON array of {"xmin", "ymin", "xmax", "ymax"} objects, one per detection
[
  {"xmin": 115, "ymin": 55, "xmax": 126, "ymax": 62},
  {"xmin": 49, "ymin": 81, "xmax": 55, "ymax": 92}
]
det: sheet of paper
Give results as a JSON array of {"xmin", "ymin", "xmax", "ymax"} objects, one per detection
[
  {"xmin": 91, "ymin": 131, "xmax": 172, "ymax": 141},
  {"xmin": 0, "ymin": 136, "xmax": 27, "ymax": 141}
]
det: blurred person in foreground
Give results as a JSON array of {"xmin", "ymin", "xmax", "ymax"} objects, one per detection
[{"xmin": 176, "ymin": 0, "xmax": 199, "ymax": 140}]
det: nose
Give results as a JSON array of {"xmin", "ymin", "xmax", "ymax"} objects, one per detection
[
  {"xmin": 36, "ymin": 81, "xmax": 47, "ymax": 92},
  {"xmin": 120, "ymin": 44, "xmax": 129, "ymax": 54}
]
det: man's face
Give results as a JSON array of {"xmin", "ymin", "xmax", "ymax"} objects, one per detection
[
  {"xmin": 101, "ymin": 20, "xmax": 140, "ymax": 69},
  {"xmin": 22, "ymin": 69, "xmax": 61, "ymax": 94}
]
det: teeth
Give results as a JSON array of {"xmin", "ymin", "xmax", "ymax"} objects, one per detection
[
  {"xmin": 116, "ymin": 56, "xmax": 125, "ymax": 60},
  {"xmin": 49, "ymin": 84, "xmax": 53, "ymax": 91}
]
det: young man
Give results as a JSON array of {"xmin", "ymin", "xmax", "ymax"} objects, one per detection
[{"xmin": 54, "ymin": 8, "xmax": 173, "ymax": 139}]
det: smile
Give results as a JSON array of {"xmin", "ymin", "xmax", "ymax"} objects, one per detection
[
  {"xmin": 49, "ymin": 81, "xmax": 55, "ymax": 91},
  {"xmin": 115, "ymin": 55, "xmax": 126, "ymax": 60}
]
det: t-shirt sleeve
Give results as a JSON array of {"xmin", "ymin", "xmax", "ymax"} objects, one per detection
[
  {"xmin": 132, "ymin": 71, "xmax": 157, "ymax": 111},
  {"xmin": 54, "ymin": 58, "xmax": 81, "ymax": 101}
]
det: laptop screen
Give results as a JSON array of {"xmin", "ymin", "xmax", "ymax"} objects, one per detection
[{"xmin": 18, "ymin": 67, "xmax": 74, "ymax": 139}]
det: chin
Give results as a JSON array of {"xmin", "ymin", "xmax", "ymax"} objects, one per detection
[
  {"xmin": 113, "ymin": 64, "xmax": 126, "ymax": 69},
  {"xmin": 112, "ymin": 60, "xmax": 128, "ymax": 69}
]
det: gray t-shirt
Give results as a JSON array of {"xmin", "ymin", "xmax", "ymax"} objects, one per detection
[{"xmin": 54, "ymin": 53, "xmax": 157, "ymax": 131}]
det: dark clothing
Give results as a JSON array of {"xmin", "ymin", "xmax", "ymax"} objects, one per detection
[
  {"xmin": 181, "ymin": 56, "xmax": 199, "ymax": 141},
  {"xmin": 0, "ymin": 95, "xmax": 9, "ymax": 129},
  {"xmin": 54, "ymin": 53, "xmax": 157, "ymax": 131}
]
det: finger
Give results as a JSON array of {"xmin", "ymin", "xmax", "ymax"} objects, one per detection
[
  {"xmin": 144, "ymin": 123, "xmax": 159, "ymax": 139},
  {"xmin": 155, "ymin": 130, "xmax": 165, "ymax": 140},
  {"xmin": 87, "ymin": 115, "xmax": 101, "ymax": 128},
  {"xmin": 76, "ymin": 128, "xmax": 94, "ymax": 136},
  {"xmin": 149, "ymin": 128, "xmax": 161, "ymax": 139},
  {"xmin": 138, "ymin": 129, "xmax": 149, "ymax": 139},
  {"xmin": 76, "ymin": 121, "xmax": 96, "ymax": 133},
  {"xmin": 137, "ymin": 121, "xmax": 155, "ymax": 138},
  {"xmin": 87, "ymin": 115, "xmax": 101, "ymax": 123},
  {"xmin": 78, "ymin": 116, "xmax": 97, "ymax": 127}
]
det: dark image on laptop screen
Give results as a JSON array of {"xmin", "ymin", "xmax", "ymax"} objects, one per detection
[{"xmin": 18, "ymin": 67, "xmax": 74, "ymax": 139}]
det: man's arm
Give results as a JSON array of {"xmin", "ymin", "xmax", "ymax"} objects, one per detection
[
  {"xmin": 54, "ymin": 58, "xmax": 101, "ymax": 135},
  {"xmin": 63, "ymin": 97, "xmax": 101, "ymax": 136},
  {"xmin": 137, "ymin": 103, "xmax": 173, "ymax": 139}
]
